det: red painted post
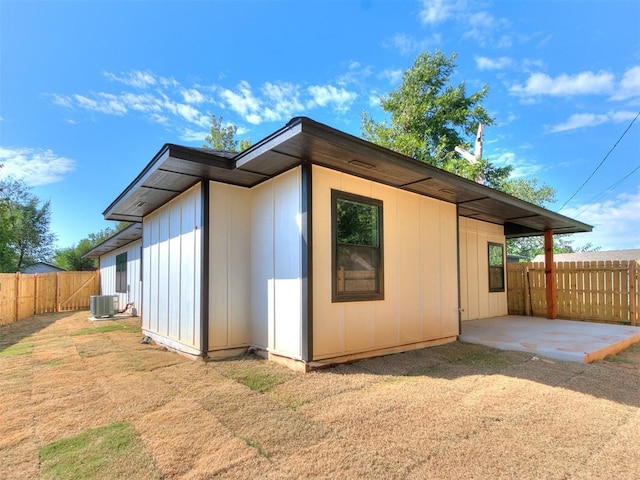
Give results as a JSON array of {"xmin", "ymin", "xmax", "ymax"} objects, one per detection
[{"xmin": 544, "ymin": 230, "xmax": 557, "ymax": 319}]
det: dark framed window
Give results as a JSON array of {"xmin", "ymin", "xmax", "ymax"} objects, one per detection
[
  {"xmin": 488, "ymin": 242, "xmax": 505, "ymax": 292},
  {"xmin": 332, "ymin": 190, "xmax": 383, "ymax": 302},
  {"xmin": 115, "ymin": 252, "xmax": 127, "ymax": 293}
]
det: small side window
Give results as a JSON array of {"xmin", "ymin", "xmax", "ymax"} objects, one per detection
[
  {"xmin": 488, "ymin": 242, "xmax": 505, "ymax": 292},
  {"xmin": 115, "ymin": 252, "xmax": 127, "ymax": 293}
]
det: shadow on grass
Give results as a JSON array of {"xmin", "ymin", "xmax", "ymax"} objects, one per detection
[
  {"xmin": 0, "ymin": 312, "xmax": 65, "ymax": 357},
  {"xmin": 319, "ymin": 341, "xmax": 640, "ymax": 408}
]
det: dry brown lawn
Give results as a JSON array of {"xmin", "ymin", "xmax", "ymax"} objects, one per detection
[{"xmin": 1, "ymin": 311, "xmax": 639, "ymax": 479}]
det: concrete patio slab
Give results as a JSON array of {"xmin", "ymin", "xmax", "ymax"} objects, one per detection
[{"xmin": 459, "ymin": 316, "xmax": 640, "ymax": 363}]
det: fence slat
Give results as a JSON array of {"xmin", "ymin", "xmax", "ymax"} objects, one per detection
[{"xmin": 507, "ymin": 260, "xmax": 638, "ymax": 325}]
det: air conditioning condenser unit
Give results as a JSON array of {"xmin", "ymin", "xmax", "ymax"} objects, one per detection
[{"xmin": 90, "ymin": 295, "xmax": 119, "ymax": 317}]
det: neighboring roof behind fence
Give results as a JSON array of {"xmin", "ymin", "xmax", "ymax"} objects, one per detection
[{"xmin": 532, "ymin": 249, "xmax": 640, "ymax": 263}]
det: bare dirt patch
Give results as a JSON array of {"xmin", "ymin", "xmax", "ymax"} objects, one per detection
[{"xmin": 1, "ymin": 311, "xmax": 639, "ymax": 479}]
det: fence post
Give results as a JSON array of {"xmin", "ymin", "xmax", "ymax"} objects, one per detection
[
  {"xmin": 631, "ymin": 261, "xmax": 637, "ymax": 326},
  {"xmin": 523, "ymin": 264, "xmax": 530, "ymax": 316},
  {"xmin": 15, "ymin": 272, "xmax": 20, "ymax": 322},
  {"xmin": 56, "ymin": 272, "xmax": 61, "ymax": 312},
  {"xmin": 33, "ymin": 273, "xmax": 38, "ymax": 316}
]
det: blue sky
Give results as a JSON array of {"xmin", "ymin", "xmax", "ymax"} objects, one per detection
[{"xmin": 1, "ymin": 0, "xmax": 639, "ymax": 251}]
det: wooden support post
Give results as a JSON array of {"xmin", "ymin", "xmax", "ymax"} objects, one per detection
[{"xmin": 544, "ymin": 229, "xmax": 557, "ymax": 319}]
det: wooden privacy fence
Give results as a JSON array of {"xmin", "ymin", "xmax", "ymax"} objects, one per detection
[
  {"xmin": 507, "ymin": 261, "xmax": 638, "ymax": 325},
  {"xmin": 0, "ymin": 271, "xmax": 99, "ymax": 325}
]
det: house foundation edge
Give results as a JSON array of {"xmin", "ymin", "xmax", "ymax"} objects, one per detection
[{"xmin": 142, "ymin": 331, "xmax": 459, "ymax": 372}]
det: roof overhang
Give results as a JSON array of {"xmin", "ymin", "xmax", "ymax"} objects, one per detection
[
  {"xmin": 82, "ymin": 223, "xmax": 143, "ymax": 259},
  {"xmin": 103, "ymin": 117, "xmax": 592, "ymax": 238}
]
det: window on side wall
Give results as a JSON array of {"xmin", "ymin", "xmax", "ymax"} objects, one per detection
[
  {"xmin": 488, "ymin": 242, "xmax": 505, "ymax": 292},
  {"xmin": 332, "ymin": 190, "xmax": 384, "ymax": 302},
  {"xmin": 115, "ymin": 252, "xmax": 127, "ymax": 294}
]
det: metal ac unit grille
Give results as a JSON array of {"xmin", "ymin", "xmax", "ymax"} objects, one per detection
[{"xmin": 90, "ymin": 295, "xmax": 119, "ymax": 317}]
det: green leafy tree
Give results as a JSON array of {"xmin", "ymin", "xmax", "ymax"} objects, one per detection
[
  {"xmin": 54, "ymin": 222, "xmax": 131, "ymax": 271},
  {"xmin": 361, "ymin": 50, "xmax": 509, "ymax": 188},
  {"xmin": 360, "ymin": 50, "xmax": 595, "ymax": 258},
  {"xmin": 0, "ymin": 177, "xmax": 56, "ymax": 272},
  {"xmin": 203, "ymin": 115, "xmax": 251, "ymax": 152}
]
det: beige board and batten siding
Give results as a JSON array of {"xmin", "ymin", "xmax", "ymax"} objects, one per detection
[
  {"xmin": 208, "ymin": 181, "xmax": 252, "ymax": 352},
  {"xmin": 311, "ymin": 165, "xmax": 459, "ymax": 361},
  {"xmin": 207, "ymin": 168, "xmax": 304, "ymax": 360},
  {"xmin": 142, "ymin": 183, "xmax": 202, "ymax": 356},
  {"xmin": 250, "ymin": 167, "xmax": 303, "ymax": 359},
  {"xmin": 458, "ymin": 216, "xmax": 508, "ymax": 321},
  {"xmin": 98, "ymin": 240, "xmax": 142, "ymax": 314}
]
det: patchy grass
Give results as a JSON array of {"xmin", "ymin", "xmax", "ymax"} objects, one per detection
[
  {"xmin": 407, "ymin": 363, "xmax": 449, "ymax": 377},
  {"xmin": 218, "ymin": 357, "xmax": 296, "ymax": 393},
  {"xmin": 449, "ymin": 345, "xmax": 515, "ymax": 368},
  {"xmin": 232, "ymin": 369, "xmax": 290, "ymax": 392},
  {"xmin": 603, "ymin": 342, "xmax": 640, "ymax": 364},
  {"xmin": 239, "ymin": 435, "xmax": 270, "ymax": 459},
  {"xmin": 39, "ymin": 422, "xmax": 160, "ymax": 480},
  {"xmin": 0, "ymin": 340, "xmax": 34, "ymax": 357},
  {"xmin": 36, "ymin": 359, "xmax": 65, "ymax": 369},
  {"xmin": 70, "ymin": 323, "xmax": 139, "ymax": 337}
]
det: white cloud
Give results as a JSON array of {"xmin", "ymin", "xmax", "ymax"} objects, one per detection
[
  {"xmin": 261, "ymin": 82, "xmax": 304, "ymax": 121},
  {"xmin": 0, "ymin": 147, "xmax": 75, "ymax": 186},
  {"xmin": 52, "ymin": 88, "xmax": 208, "ymax": 126},
  {"xmin": 563, "ymin": 187, "xmax": 640, "ymax": 250},
  {"xmin": 510, "ymin": 71, "xmax": 615, "ymax": 97},
  {"xmin": 419, "ymin": 0, "xmax": 455, "ymax": 25},
  {"xmin": 179, "ymin": 128, "xmax": 208, "ymax": 142},
  {"xmin": 119, "ymin": 92, "xmax": 162, "ymax": 113},
  {"xmin": 368, "ymin": 92, "xmax": 382, "ymax": 107},
  {"xmin": 181, "ymin": 88, "xmax": 206, "ymax": 104},
  {"xmin": 550, "ymin": 110, "xmax": 638, "ymax": 133},
  {"xmin": 418, "ymin": 1, "xmax": 511, "ymax": 48},
  {"xmin": 380, "ymin": 69, "xmax": 403, "ymax": 85},
  {"xmin": 49, "ymin": 69, "xmax": 365, "ymax": 135},
  {"xmin": 465, "ymin": 12, "xmax": 511, "ymax": 47},
  {"xmin": 492, "ymin": 150, "xmax": 544, "ymax": 178},
  {"xmin": 103, "ymin": 70, "xmax": 157, "ymax": 89},
  {"xmin": 74, "ymin": 93, "xmax": 127, "ymax": 115},
  {"xmin": 386, "ymin": 33, "xmax": 441, "ymax": 55},
  {"xmin": 307, "ymin": 85, "xmax": 357, "ymax": 113},
  {"xmin": 337, "ymin": 61, "xmax": 373, "ymax": 86},
  {"xmin": 475, "ymin": 56, "xmax": 512, "ymax": 71},
  {"xmin": 611, "ymin": 65, "xmax": 640, "ymax": 100},
  {"xmin": 219, "ymin": 81, "xmax": 262, "ymax": 122}
]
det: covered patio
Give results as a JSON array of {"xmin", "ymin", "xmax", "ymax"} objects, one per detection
[{"xmin": 459, "ymin": 316, "xmax": 640, "ymax": 363}]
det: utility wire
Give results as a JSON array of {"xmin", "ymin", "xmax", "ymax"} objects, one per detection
[
  {"xmin": 559, "ymin": 110, "xmax": 640, "ymax": 211},
  {"xmin": 569, "ymin": 163, "xmax": 640, "ymax": 218}
]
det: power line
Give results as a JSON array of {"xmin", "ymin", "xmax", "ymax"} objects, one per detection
[
  {"xmin": 559, "ymin": 110, "xmax": 640, "ymax": 211},
  {"xmin": 569, "ymin": 163, "xmax": 640, "ymax": 218}
]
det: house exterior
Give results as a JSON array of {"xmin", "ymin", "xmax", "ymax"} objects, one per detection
[
  {"xmin": 90, "ymin": 117, "xmax": 591, "ymax": 370},
  {"xmin": 83, "ymin": 224, "xmax": 143, "ymax": 314}
]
